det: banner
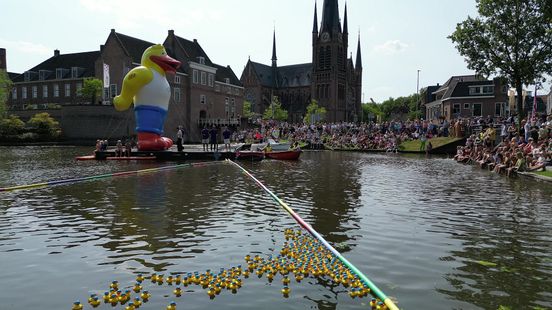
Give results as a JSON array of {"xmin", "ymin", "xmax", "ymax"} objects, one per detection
[
  {"xmin": 103, "ymin": 63, "xmax": 110, "ymax": 88},
  {"xmin": 531, "ymin": 85, "xmax": 537, "ymax": 121}
]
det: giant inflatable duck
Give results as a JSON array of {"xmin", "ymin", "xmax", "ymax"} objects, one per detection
[{"xmin": 114, "ymin": 44, "xmax": 181, "ymax": 151}]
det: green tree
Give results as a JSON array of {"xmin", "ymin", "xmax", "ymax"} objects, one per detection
[
  {"xmin": 449, "ymin": 0, "xmax": 552, "ymax": 126},
  {"xmin": 361, "ymin": 102, "xmax": 383, "ymax": 123},
  {"xmin": 27, "ymin": 112, "xmax": 61, "ymax": 138},
  {"xmin": 243, "ymin": 100, "xmax": 254, "ymax": 118},
  {"xmin": 79, "ymin": 77, "xmax": 103, "ymax": 104},
  {"xmin": 263, "ymin": 96, "xmax": 288, "ymax": 121},
  {"xmin": 0, "ymin": 114, "xmax": 25, "ymax": 136},
  {"xmin": 0, "ymin": 70, "xmax": 13, "ymax": 118},
  {"xmin": 379, "ymin": 94, "xmax": 418, "ymax": 120},
  {"xmin": 303, "ymin": 99, "xmax": 327, "ymax": 124}
]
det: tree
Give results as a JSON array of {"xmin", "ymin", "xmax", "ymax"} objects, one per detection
[
  {"xmin": 243, "ymin": 100, "xmax": 254, "ymax": 118},
  {"xmin": 79, "ymin": 77, "xmax": 103, "ymax": 104},
  {"xmin": 361, "ymin": 102, "xmax": 383, "ymax": 123},
  {"xmin": 379, "ymin": 94, "xmax": 418, "ymax": 120},
  {"xmin": 262, "ymin": 96, "xmax": 288, "ymax": 121},
  {"xmin": 303, "ymin": 99, "xmax": 327, "ymax": 124},
  {"xmin": 27, "ymin": 112, "xmax": 61, "ymax": 138},
  {"xmin": 449, "ymin": 0, "xmax": 552, "ymax": 126},
  {"xmin": 0, "ymin": 70, "xmax": 13, "ymax": 118}
]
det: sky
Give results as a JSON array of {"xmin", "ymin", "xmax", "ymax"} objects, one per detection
[{"xmin": 1, "ymin": 0, "xmax": 549, "ymax": 102}]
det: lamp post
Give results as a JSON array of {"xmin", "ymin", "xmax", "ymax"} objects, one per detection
[{"xmin": 416, "ymin": 69, "xmax": 421, "ymax": 117}]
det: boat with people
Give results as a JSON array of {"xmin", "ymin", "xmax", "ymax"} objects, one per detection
[
  {"xmin": 264, "ymin": 149, "xmax": 302, "ymax": 160},
  {"xmin": 235, "ymin": 150, "xmax": 265, "ymax": 161}
]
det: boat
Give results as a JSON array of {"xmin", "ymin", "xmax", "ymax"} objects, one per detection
[
  {"xmin": 265, "ymin": 150, "xmax": 302, "ymax": 160},
  {"xmin": 106, "ymin": 156, "xmax": 156, "ymax": 161},
  {"xmin": 235, "ymin": 150, "xmax": 264, "ymax": 161},
  {"xmin": 75, "ymin": 155, "xmax": 96, "ymax": 161}
]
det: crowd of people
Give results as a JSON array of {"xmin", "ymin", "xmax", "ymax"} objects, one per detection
[{"xmin": 454, "ymin": 116, "xmax": 552, "ymax": 176}]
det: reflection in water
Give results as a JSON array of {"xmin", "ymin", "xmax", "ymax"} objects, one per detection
[{"xmin": 0, "ymin": 147, "xmax": 551, "ymax": 309}]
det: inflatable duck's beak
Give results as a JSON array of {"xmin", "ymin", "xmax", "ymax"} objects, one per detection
[{"xmin": 150, "ymin": 55, "xmax": 181, "ymax": 73}]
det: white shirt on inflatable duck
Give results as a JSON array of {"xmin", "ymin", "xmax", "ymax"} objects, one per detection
[{"xmin": 113, "ymin": 44, "xmax": 181, "ymax": 151}]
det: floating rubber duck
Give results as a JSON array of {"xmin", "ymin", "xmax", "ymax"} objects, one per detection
[
  {"xmin": 133, "ymin": 297, "xmax": 142, "ymax": 308},
  {"xmin": 173, "ymin": 287, "xmax": 182, "ymax": 297},
  {"xmin": 370, "ymin": 298, "xmax": 377, "ymax": 307},
  {"xmin": 133, "ymin": 282, "xmax": 142, "ymax": 293},
  {"xmin": 282, "ymin": 276, "xmax": 290, "ymax": 285},
  {"xmin": 349, "ymin": 288, "xmax": 358, "ymax": 298},
  {"xmin": 89, "ymin": 297, "xmax": 101, "ymax": 308},
  {"xmin": 207, "ymin": 288, "xmax": 216, "ymax": 299},
  {"xmin": 109, "ymin": 294, "xmax": 119, "ymax": 306},
  {"xmin": 87, "ymin": 294, "xmax": 97, "ymax": 304},
  {"xmin": 114, "ymin": 44, "xmax": 180, "ymax": 151},
  {"xmin": 136, "ymin": 274, "xmax": 145, "ymax": 282},
  {"xmin": 166, "ymin": 301, "xmax": 177, "ymax": 310},
  {"xmin": 125, "ymin": 302, "xmax": 136, "ymax": 310},
  {"xmin": 281, "ymin": 285, "xmax": 290, "ymax": 297},
  {"xmin": 151, "ymin": 274, "xmax": 158, "ymax": 283},
  {"xmin": 110, "ymin": 280, "xmax": 119, "ymax": 290},
  {"xmin": 71, "ymin": 301, "xmax": 83, "ymax": 310},
  {"xmin": 103, "ymin": 292, "xmax": 110, "ymax": 303},
  {"xmin": 376, "ymin": 301, "xmax": 387, "ymax": 310},
  {"xmin": 214, "ymin": 283, "xmax": 222, "ymax": 295},
  {"xmin": 140, "ymin": 291, "xmax": 151, "ymax": 301}
]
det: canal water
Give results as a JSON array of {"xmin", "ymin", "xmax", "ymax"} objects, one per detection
[{"xmin": 0, "ymin": 146, "xmax": 550, "ymax": 310}]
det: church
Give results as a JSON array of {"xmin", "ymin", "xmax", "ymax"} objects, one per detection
[{"xmin": 240, "ymin": 0, "xmax": 363, "ymax": 123}]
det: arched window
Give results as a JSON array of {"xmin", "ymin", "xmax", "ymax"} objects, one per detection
[
  {"xmin": 318, "ymin": 47, "xmax": 324, "ymax": 69},
  {"xmin": 325, "ymin": 46, "xmax": 331, "ymax": 69}
]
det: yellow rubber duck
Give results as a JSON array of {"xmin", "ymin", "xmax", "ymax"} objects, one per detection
[
  {"xmin": 89, "ymin": 297, "xmax": 101, "ymax": 308},
  {"xmin": 173, "ymin": 287, "xmax": 182, "ymax": 297},
  {"xmin": 281, "ymin": 285, "xmax": 290, "ymax": 297},
  {"xmin": 109, "ymin": 294, "xmax": 119, "ymax": 306},
  {"xmin": 133, "ymin": 297, "xmax": 142, "ymax": 307},
  {"xmin": 140, "ymin": 291, "xmax": 151, "ymax": 301},
  {"xmin": 370, "ymin": 299, "xmax": 377, "ymax": 307},
  {"xmin": 166, "ymin": 275, "xmax": 174, "ymax": 285},
  {"xmin": 133, "ymin": 283, "xmax": 142, "ymax": 293},
  {"xmin": 151, "ymin": 274, "xmax": 158, "ymax": 283},
  {"xmin": 282, "ymin": 276, "xmax": 290, "ymax": 285},
  {"xmin": 103, "ymin": 292, "xmax": 110, "ymax": 303},
  {"xmin": 166, "ymin": 301, "xmax": 177, "ymax": 310},
  {"xmin": 125, "ymin": 302, "xmax": 136, "ymax": 310},
  {"xmin": 114, "ymin": 44, "xmax": 180, "ymax": 151},
  {"xmin": 207, "ymin": 288, "xmax": 216, "ymax": 298},
  {"xmin": 71, "ymin": 301, "xmax": 83, "ymax": 310},
  {"xmin": 136, "ymin": 274, "xmax": 145, "ymax": 282},
  {"xmin": 110, "ymin": 280, "xmax": 119, "ymax": 290}
]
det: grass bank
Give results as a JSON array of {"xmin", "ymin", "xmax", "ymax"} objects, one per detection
[{"xmin": 533, "ymin": 170, "xmax": 552, "ymax": 178}]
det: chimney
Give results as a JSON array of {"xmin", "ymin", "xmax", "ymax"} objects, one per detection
[
  {"xmin": 0, "ymin": 48, "xmax": 6, "ymax": 70},
  {"xmin": 54, "ymin": 49, "xmax": 60, "ymax": 57}
]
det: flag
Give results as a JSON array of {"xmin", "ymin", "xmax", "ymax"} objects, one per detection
[{"xmin": 103, "ymin": 63, "xmax": 110, "ymax": 88}]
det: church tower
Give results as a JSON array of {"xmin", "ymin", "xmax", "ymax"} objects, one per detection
[{"xmin": 312, "ymin": 0, "xmax": 349, "ymax": 122}]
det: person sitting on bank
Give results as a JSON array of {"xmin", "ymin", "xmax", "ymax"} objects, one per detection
[
  {"xmin": 124, "ymin": 140, "xmax": 132, "ymax": 157},
  {"xmin": 507, "ymin": 152, "xmax": 526, "ymax": 177},
  {"xmin": 95, "ymin": 139, "xmax": 102, "ymax": 152},
  {"xmin": 115, "ymin": 140, "xmax": 124, "ymax": 157}
]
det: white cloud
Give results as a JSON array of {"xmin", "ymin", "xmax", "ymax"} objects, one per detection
[
  {"xmin": 0, "ymin": 39, "xmax": 51, "ymax": 56},
  {"xmin": 374, "ymin": 40, "xmax": 408, "ymax": 55}
]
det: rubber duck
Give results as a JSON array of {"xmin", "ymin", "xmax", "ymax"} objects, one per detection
[
  {"xmin": 133, "ymin": 297, "xmax": 142, "ymax": 308},
  {"xmin": 282, "ymin": 275, "xmax": 290, "ymax": 285},
  {"xmin": 295, "ymin": 273, "xmax": 303, "ymax": 282},
  {"xmin": 175, "ymin": 275, "xmax": 182, "ymax": 285},
  {"xmin": 140, "ymin": 291, "xmax": 151, "ymax": 301},
  {"xmin": 173, "ymin": 286, "xmax": 182, "ymax": 297},
  {"xmin": 214, "ymin": 283, "xmax": 222, "ymax": 295},
  {"xmin": 114, "ymin": 44, "xmax": 180, "ymax": 151},
  {"xmin": 370, "ymin": 298, "xmax": 377, "ymax": 307},
  {"xmin": 71, "ymin": 301, "xmax": 83, "ymax": 310},
  {"xmin": 136, "ymin": 274, "xmax": 145, "ymax": 282},
  {"xmin": 166, "ymin": 301, "xmax": 177, "ymax": 310},
  {"xmin": 157, "ymin": 274, "xmax": 164, "ymax": 285},
  {"xmin": 266, "ymin": 272, "xmax": 274, "ymax": 282},
  {"xmin": 125, "ymin": 302, "xmax": 136, "ymax": 310},
  {"xmin": 244, "ymin": 255, "xmax": 251, "ymax": 262},
  {"xmin": 243, "ymin": 269, "xmax": 250, "ymax": 278},
  {"xmin": 109, "ymin": 294, "xmax": 119, "ymax": 306},
  {"xmin": 166, "ymin": 275, "xmax": 174, "ymax": 285},
  {"xmin": 133, "ymin": 282, "xmax": 142, "ymax": 293},
  {"xmin": 151, "ymin": 274, "xmax": 158, "ymax": 283},
  {"xmin": 110, "ymin": 280, "xmax": 119, "ymax": 290},
  {"xmin": 348, "ymin": 288, "xmax": 358, "ymax": 298},
  {"xmin": 281, "ymin": 285, "xmax": 290, "ymax": 297},
  {"xmin": 89, "ymin": 297, "xmax": 101, "ymax": 308},
  {"xmin": 88, "ymin": 294, "xmax": 97, "ymax": 304},
  {"xmin": 376, "ymin": 301, "xmax": 387, "ymax": 310}
]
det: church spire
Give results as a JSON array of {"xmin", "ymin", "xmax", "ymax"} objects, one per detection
[
  {"xmin": 343, "ymin": 2, "xmax": 348, "ymax": 35},
  {"xmin": 312, "ymin": 1, "xmax": 318, "ymax": 34},
  {"xmin": 356, "ymin": 32, "xmax": 362, "ymax": 69},
  {"xmin": 272, "ymin": 28, "xmax": 277, "ymax": 67},
  {"xmin": 320, "ymin": 0, "xmax": 341, "ymax": 34}
]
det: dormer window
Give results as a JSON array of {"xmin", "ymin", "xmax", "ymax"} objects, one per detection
[
  {"xmin": 225, "ymin": 78, "xmax": 230, "ymax": 84},
  {"xmin": 39, "ymin": 70, "xmax": 49, "ymax": 81},
  {"xmin": 71, "ymin": 67, "xmax": 79, "ymax": 78},
  {"xmin": 56, "ymin": 68, "xmax": 64, "ymax": 79},
  {"xmin": 198, "ymin": 56, "xmax": 205, "ymax": 65},
  {"xmin": 24, "ymin": 71, "xmax": 31, "ymax": 82}
]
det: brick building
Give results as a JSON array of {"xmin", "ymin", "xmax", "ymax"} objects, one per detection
[
  {"xmin": 425, "ymin": 75, "xmax": 510, "ymax": 120},
  {"xmin": 4, "ymin": 29, "xmax": 243, "ymax": 142},
  {"xmin": 241, "ymin": 0, "xmax": 362, "ymax": 123}
]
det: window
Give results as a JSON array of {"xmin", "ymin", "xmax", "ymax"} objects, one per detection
[
  {"xmin": 174, "ymin": 87, "xmax": 181, "ymax": 102},
  {"xmin": 469, "ymin": 85, "xmax": 493, "ymax": 95},
  {"xmin": 65, "ymin": 84, "xmax": 71, "ymax": 97},
  {"xmin": 174, "ymin": 75, "xmax": 181, "ymax": 84},
  {"xmin": 495, "ymin": 102, "xmax": 503, "ymax": 116},
  {"xmin": 39, "ymin": 70, "xmax": 47, "ymax": 81},
  {"xmin": 482, "ymin": 86, "xmax": 493, "ymax": 94},
  {"xmin": 469, "ymin": 87, "xmax": 479, "ymax": 95},
  {"xmin": 452, "ymin": 103, "xmax": 460, "ymax": 114},
  {"xmin": 11, "ymin": 87, "xmax": 17, "ymax": 100},
  {"xmin": 42, "ymin": 85, "xmax": 48, "ymax": 98},
  {"xmin": 76, "ymin": 82, "xmax": 83, "ymax": 95},
  {"xmin": 71, "ymin": 67, "xmax": 79, "ymax": 78},
  {"xmin": 109, "ymin": 84, "xmax": 117, "ymax": 98},
  {"xmin": 22, "ymin": 86, "xmax": 27, "ymax": 99},
  {"xmin": 215, "ymin": 84, "xmax": 220, "ymax": 92},
  {"xmin": 103, "ymin": 87, "xmax": 109, "ymax": 101},
  {"xmin": 234, "ymin": 88, "xmax": 240, "ymax": 95},
  {"xmin": 53, "ymin": 84, "xmax": 59, "ymax": 97},
  {"xmin": 472, "ymin": 103, "xmax": 482, "ymax": 116},
  {"xmin": 231, "ymin": 98, "xmax": 235, "ymax": 114},
  {"xmin": 201, "ymin": 72, "xmax": 206, "ymax": 85},
  {"xmin": 464, "ymin": 103, "xmax": 470, "ymax": 110},
  {"xmin": 56, "ymin": 68, "xmax": 64, "ymax": 79},
  {"xmin": 32, "ymin": 86, "xmax": 38, "ymax": 98},
  {"xmin": 200, "ymin": 94, "xmax": 206, "ymax": 104},
  {"xmin": 193, "ymin": 70, "xmax": 199, "ymax": 84},
  {"xmin": 198, "ymin": 56, "xmax": 205, "ymax": 65},
  {"xmin": 208, "ymin": 74, "xmax": 214, "ymax": 87},
  {"xmin": 224, "ymin": 78, "xmax": 230, "ymax": 84},
  {"xmin": 225, "ymin": 97, "xmax": 229, "ymax": 113},
  {"xmin": 24, "ymin": 71, "xmax": 31, "ymax": 81}
]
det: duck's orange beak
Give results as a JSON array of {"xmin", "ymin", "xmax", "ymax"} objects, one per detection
[{"xmin": 150, "ymin": 54, "xmax": 181, "ymax": 73}]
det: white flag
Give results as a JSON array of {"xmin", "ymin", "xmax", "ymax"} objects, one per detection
[{"xmin": 103, "ymin": 63, "xmax": 110, "ymax": 88}]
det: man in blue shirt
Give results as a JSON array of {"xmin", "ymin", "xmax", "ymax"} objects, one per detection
[
  {"xmin": 209, "ymin": 126, "xmax": 218, "ymax": 152},
  {"xmin": 201, "ymin": 127, "xmax": 209, "ymax": 151},
  {"xmin": 223, "ymin": 127, "xmax": 232, "ymax": 151}
]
